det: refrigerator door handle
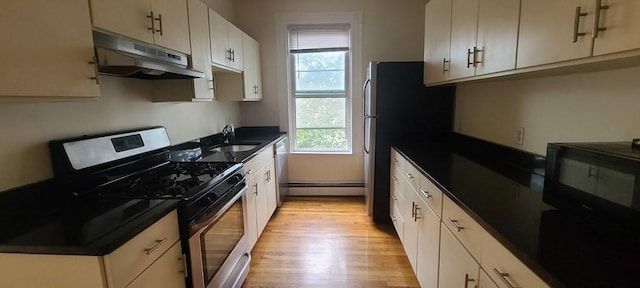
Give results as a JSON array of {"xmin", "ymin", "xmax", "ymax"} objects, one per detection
[{"xmin": 363, "ymin": 78, "xmax": 372, "ymax": 154}]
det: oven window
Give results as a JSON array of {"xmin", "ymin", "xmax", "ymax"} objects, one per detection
[{"xmin": 201, "ymin": 197, "xmax": 245, "ymax": 282}]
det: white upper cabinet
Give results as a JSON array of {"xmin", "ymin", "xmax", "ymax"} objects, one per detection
[
  {"xmin": 242, "ymin": 33, "xmax": 263, "ymax": 101},
  {"xmin": 449, "ymin": 0, "xmax": 479, "ymax": 79},
  {"xmin": 151, "ymin": 0, "xmax": 214, "ymax": 102},
  {"xmin": 424, "ymin": 0, "xmax": 452, "ymax": 85},
  {"xmin": 0, "ymin": 0, "xmax": 100, "ymax": 98},
  {"xmin": 517, "ymin": 0, "xmax": 595, "ymax": 68},
  {"xmin": 427, "ymin": 0, "xmax": 520, "ymax": 83},
  {"xmin": 474, "ymin": 0, "xmax": 520, "ymax": 75},
  {"xmin": 209, "ymin": 10, "xmax": 243, "ymax": 72},
  {"xmin": 90, "ymin": 0, "xmax": 191, "ymax": 54},
  {"xmin": 592, "ymin": 0, "xmax": 640, "ymax": 56}
]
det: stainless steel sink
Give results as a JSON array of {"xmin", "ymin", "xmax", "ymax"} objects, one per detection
[{"xmin": 210, "ymin": 144, "xmax": 259, "ymax": 153}]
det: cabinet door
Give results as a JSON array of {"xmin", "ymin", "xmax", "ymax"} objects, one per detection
[
  {"xmin": 424, "ymin": 0, "xmax": 452, "ymax": 84},
  {"xmin": 187, "ymin": 0, "xmax": 213, "ymax": 100},
  {"xmin": 439, "ymin": 224, "xmax": 481, "ymax": 288},
  {"xmin": 593, "ymin": 0, "xmax": 640, "ymax": 56},
  {"xmin": 517, "ymin": 0, "xmax": 594, "ymax": 68},
  {"xmin": 126, "ymin": 242, "xmax": 185, "ymax": 288},
  {"xmin": 475, "ymin": 0, "xmax": 520, "ymax": 75},
  {"xmin": 90, "ymin": 0, "xmax": 153, "ymax": 44},
  {"xmin": 403, "ymin": 182, "xmax": 419, "ymax": 272},
  {"xmin": 253, "ymin": 40, "xmax": 263, "ymax": 100},
  {"xmin": 242, "ymin": 33, "xmax": 257, "ymax": 100},
  {"xmin": 151, "ymin": 0, "xmax": 191, "ymax": 54},
  {"xmin": 244, "ymin": 174, "xmax": 259, "ymax": 249},
  {"xmin": 228, "ymin": 23, "xmax": 244, "ymax": 71},
  {"xmin": 1, "ymin": 0, "xmax": 100, "ymax": 98},
  {"xmin": 265, "ymin": 159, "xmax": 278, "ymax": 219},
  {"xmin": 449, "ymin": 0, "xmax": 479, "ymax": 79},
  {"xmin": 255, "ymin": 166, "xmax": 269, "ymax": 236},
  {"xmin": 209, "ymin": 10, "xmax": 230, "ymax": 67},
  {"xmin": 415, "ymin": 196, "xmax": 441, "ymax": 288},
  {"xmin": 558, "ymin": 158, "xmax": 597, "ymax": 195}
]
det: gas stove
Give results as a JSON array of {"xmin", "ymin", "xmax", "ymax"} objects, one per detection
[{"xmin": 93, "ymin": 162, "xmax": 239, "ymax": 200}]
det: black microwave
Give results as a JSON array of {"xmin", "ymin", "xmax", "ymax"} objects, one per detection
[{"xmin": 544, "ymin": 142, "xmax": 640, "ymax": 224}]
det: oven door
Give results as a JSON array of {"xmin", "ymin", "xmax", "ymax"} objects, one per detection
[{"xmin": 189, "ymin": 183, "xmax": 251, "ymax": 288}]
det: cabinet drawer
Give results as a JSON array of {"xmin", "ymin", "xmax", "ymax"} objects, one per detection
[
  {"xmin": 244, "ymin": 147, "xmax": 274, "ymax": 176},
  {"xmin": 391, "ymin": 170, "xmax": 405, "ymax": 201},
  {"xmin": 105, "ymin": 210, "xmax": 180, "ymax": 288},
  {"xmin": 391, "ymin": 148, "xmax": 406, "ymax": 173},
  {"xmin": 481, "ymin": 234, "xmax": 549, "ymax": 288},
  {"xmin": 417, "ymin": 173, "xmax": 443, "ymax": 218},
  {"xmin": 442, "ymin": 196, "xmax": 484, "ymax": 260},
  {"xmin": 391, "ymin": 201, "xmax": 404, "ymax": 241},
  {"xmin": 404, "ymin": 162, "xmax": 420, "ymax": 190}
]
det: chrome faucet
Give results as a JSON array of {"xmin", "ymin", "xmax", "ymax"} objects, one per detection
[{"xmin": 222, "ymin": 122, "xmax": 235, "ymax": 144}]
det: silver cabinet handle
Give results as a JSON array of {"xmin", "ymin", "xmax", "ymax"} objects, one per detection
[
  {"xmin": 147, "ymin": 11, "xmax": 156, "ymax": 33},
  {"xmin": 208, "ymin": 79, "xmax": 215, "ymax": 90},
  {"xmin": 411, "ymin": 202, "xmax": 416, "ymax": 219},
  {"xmin": 420, "ymin": 189, "xmax": 432, "ymax": 198},
  {"xmin": 88, "ymin": 57, "xmax": 99, "ymax": 85},
  {"xmin": 253, "ymin": 183, "xmax": 258, "ymax": 195},
  {"xmin": 393, "ymin": 158, "xmax": 399, "ymax": 163},
  {"xmin": 155, "ymin": 13, "xmax": 163, "ymax": 35},
  {"xmin": 573, "ymin": 6, "xmax": 588, "ymax": 42},
  {"xmin": 493, "ymin": 268, "xmax": 517, "ymax": 288},
  {"xmin": 447, "ymin": 217, "xmax": 464, "ymax": 232},
  {"xmin": 442, "ymin": 58, "xmax": 450, "ymax": 73},
  {"xmin": 592, "ymin": 0, "xmax": 609, "ymax": 39},
  {"xmin": 144, "ymin": 237, "xmax": 168, "ymax": 255},
  {"xmin": 467, "ymin": 48, "xmax": 474, "ymax": 68},
  {"xmin": 464, "ymin": 273, "xmax": 476, "ymax": 288},
  {"xmin": 392, "ymin": 175, "xmax": 398, "ymax": 181},
  {"xmin": 405, "ymin": 173, "xmax": 414, "ymax": 180},
  {"xmin": 472, "ymin": 46, "xmax": 483, "ymax": 67},
  {"xmin": 391, "ymin": 195, "xmax": 397, "ymax": 201},
  {"xmin": 414, "ymin": 205, "xmax": 421, "ymax": 222},
  {"xmin": 230, "ymin": 49, "xmax": 235, "ymax": 62}
]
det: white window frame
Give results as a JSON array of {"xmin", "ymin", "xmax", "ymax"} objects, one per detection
[{"xmin": 275, "ymin": 12, "xmax": 363, "ymax": 155}]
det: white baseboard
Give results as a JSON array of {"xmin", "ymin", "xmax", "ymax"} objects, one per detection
[{"xmin": 288, "ymin": 187, "xmax": 365, "ymax": 196}]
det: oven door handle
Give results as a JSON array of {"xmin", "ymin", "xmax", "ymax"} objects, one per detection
[{"xmin": 190, "ymin": 183, "xmax": 248, "ymax": 235}]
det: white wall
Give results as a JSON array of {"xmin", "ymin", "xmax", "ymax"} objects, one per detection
[
  {"xmin": 455, "ymin": 66, "xmax": 640, "ymax": 156},
  {"xmin": 0, "ymin": 77, "xmax": 240, "ymax": 191},
  {"xmin": 233, "ymin": 0, "xmax": 428, "ymax": 184}
]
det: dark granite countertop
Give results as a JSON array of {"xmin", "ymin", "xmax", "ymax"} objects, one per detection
[
  {"xmin": 170, "ymin": 126, "xmax": 286, "ymax": 164},
  {"xmin": 0, "ymin": 180, "xmax": 180, "ymax": 255},
  {"xmin": 394, "ymin": 134, "xmax": 640, "ymax": 288}
]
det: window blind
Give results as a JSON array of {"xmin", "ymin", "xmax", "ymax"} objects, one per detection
[{"xmin": 289, "ymin": 25, "xmax": 350, "ymax": 53}]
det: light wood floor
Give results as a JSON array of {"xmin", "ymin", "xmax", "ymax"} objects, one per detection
[{"xmin": 243, "ymin": 196, "xmax": 420, "ymax": 288}]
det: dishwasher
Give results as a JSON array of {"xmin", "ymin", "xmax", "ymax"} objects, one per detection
[{"xmin": 275, "ymin": 137, "xmax": 288, "ymax": 206}]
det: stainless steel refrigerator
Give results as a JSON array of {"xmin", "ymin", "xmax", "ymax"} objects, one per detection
[{"xmin": 363, "ymin": 61, "xmax": 454, "ymax": 223}]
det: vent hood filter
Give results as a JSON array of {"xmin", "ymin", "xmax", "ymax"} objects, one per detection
[{"xmin": 93, "ymin": 31, "xmax": 205, "ymax": 79}]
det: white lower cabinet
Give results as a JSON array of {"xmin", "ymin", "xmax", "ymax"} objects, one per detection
[
  {"xmin": 244, "ymin": 145, "xmax": 278, "ymax": 248},
  {"xmin": 126, "ymin": 242, "xmax": 185, "ymax": 288},
  {"xmin": 390, "ymin": 148, "xmax": 550, "ymax": 288},
  {"xmin": 439, "ymin": 223, "xmax": 480, "ymax": 288},
  {"xmin": 481, "ymin": 233, "xmax": 549, "ymax": 288},
  {"xmin": 0, "ymin": 210, "xmax": 183, "ymax": 288}
]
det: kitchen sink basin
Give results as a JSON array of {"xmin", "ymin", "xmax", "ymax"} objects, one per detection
[{"xmin": 210, "ymin": 144, "xmax": 259, "ymax": 153}]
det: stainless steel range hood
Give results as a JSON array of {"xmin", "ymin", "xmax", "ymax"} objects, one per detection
[{"xmin": 93, "ymin": 31, "xmax": 204, "ymax": 79}]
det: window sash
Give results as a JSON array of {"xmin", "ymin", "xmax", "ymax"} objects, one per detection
[{"xmin": 288, "ymin": 28, "xmax": 351, "ymax": 153}]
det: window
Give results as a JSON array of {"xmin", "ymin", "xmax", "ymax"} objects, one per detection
[{"xmin": 289, "ymin": 26, "xmax": 351, "ymax": 152}]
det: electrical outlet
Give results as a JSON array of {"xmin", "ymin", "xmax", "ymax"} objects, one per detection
[{"xmin": 516, "ymin": 127, "xmax": 525, "ymax": 145}]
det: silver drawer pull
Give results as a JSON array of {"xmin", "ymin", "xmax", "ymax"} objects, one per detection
[
  {"xmin": 464, "ymin": 273, "xmax": 476, "ymax": 288},
  {"xmin": 447, "ymin": 217, "xmax": 464, "ymax": 232},
  {"xmin": 420, "ymin": 189, "xmax": 432, "ymax": 198},
  {"xmin": 392, "ymin": 176, "xmax": 398, "ymax": 181},
  {"xmin": 144, "ymin": 237, "xmax": 168, "ymax": 255},
  {"xmin": 493, "ymin": 268, "xmax": 517, "ymax": 288},
  {"xmin": 405, "ymin": 173, "xmax": 414, "ymax": 179},
  {"xmin": 246, "ymin": 169, "xmax": 254, "ymax": 175}
]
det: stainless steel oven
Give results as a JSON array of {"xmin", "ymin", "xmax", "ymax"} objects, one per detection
[{"xmin": 189, "ymin": 183, "xmax": 251, "ymax": 288}]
